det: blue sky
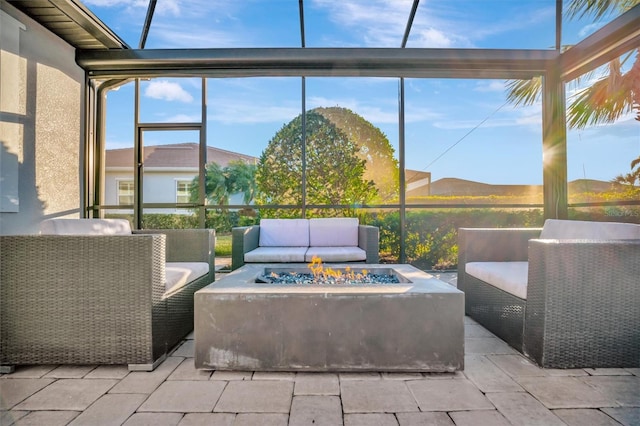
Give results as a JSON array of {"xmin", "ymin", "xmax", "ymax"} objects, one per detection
[{"xmin": 86, "ymin": 0, "xmax": 639, "ymax": 185}]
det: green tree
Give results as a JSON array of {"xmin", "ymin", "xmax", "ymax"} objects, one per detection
[
  {"xmin": 190, "ymin": 160, "xmax": 257, "ymax": 206},
  {"xmin": 506, "ymin": 0, "xmax": 640, "ymax": 128},
  {"xmin": 314, "ymin": 107, "xmax": 399, "ymax": 202},
  {"xmin": 255, "ymin": 111, "xmax": 378, "ymax": 215}
]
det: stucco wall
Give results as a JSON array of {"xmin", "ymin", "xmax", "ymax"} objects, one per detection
[{"xmin": 0, "ymin": 1, "xmax": 84, "ymax": 235}]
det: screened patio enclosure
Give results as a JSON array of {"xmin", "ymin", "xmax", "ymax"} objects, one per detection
[{"xmin": 2, "ymin": 0, "xmax": 639, "ymax": 266}]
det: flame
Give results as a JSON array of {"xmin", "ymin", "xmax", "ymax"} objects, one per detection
[{"xmin": 306, "ymin": 256, "xmax": 367, "ymax": 284}]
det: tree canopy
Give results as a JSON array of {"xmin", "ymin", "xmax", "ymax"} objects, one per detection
[
  {"xmin": 255, "ymin": 110, "xmax": 379, "ymax": 214},
  {"xmin": 190, "ymin": 160, "xmax": 256, "ymax": 206}
]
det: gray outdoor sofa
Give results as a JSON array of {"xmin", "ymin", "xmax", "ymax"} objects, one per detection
[
  {"xmin": 458, "ymin": 219, "xmax": 640, "ymax": 368},
  {"xmin": 0, "ymin": 219, "xmax": 215, "ymax": 372},
  {"xmin": 231, "ymin": 218, "xmax": 379, "ymax": 270}
]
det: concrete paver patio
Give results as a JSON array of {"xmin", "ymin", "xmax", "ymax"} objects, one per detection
[{"xmin": 1, "ymin": 272, "xmax": 638, "ymax": 425}]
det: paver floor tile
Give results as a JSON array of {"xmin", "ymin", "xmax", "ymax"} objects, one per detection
[
  {"xmin": 487, "ymin": 392, "xmax": 565, "ymax": 425},
  {"xmin": 584, "ymin": 368, "xmax": 633, "ymax": 376},
  {"xmin": 171, "ymin": 341, "xmax": 194, "ymax": 358},
  {"xmin": 601, "ymin": 407, "xmax": 640, "ymax": 426},
  {"xmin": 465, "ymin": 337, "xmax": 517, "ymax": 355},
  {"xmin": 407, "ymin": 379, "xmax": 494, "ymax": 411},
  {"xmin": 167, "ymin": 359, "xmax": 212, "ymax": 381},
  {"xmin": 0, "ymin": 410, "xmax": 29, "ymax": 425},
  {"xmin": 344, "ymin": 413, "xmax": 398, "ymax": 425},
  {"xmin": 396, "ymin": 412, "xmax": 454, "ymax": 425},
  {"xmin": 68, "ymin": 393, "xmax": 146, "ymax": 426},
  {"xmin": 294, "ymin": 373, "xmax": 339, "ymax": 395},
  {"xmin": 138, "ymin": 381, "xmax": 226, "ymax": 412},
  {"xmin": 421, "ymin": 371, "xmax": 465, "ymax": 379},
  {"xmin": 84, "ymin": 365, "xmax": 130, "ymax": 379},
  {"xmin": 43, "ymin": 365, "xmax": 96, "ymax": 379},
  {"xmin": 210, "ymin": 371, "xmax": 253, "ymax": 381},
  {"xmin": 542, "ymin": 368, "xmax": 589, "ymax": 377},
  {"xmin": 9, "ymin": 410, "xmax": 79, "ymax": 425},
  {"xmin": 214, "ymin": 380, "xmax": 293, "ymax": 413},
  {"xmin": 463, "ymin": 355, "xmax": 524, "ymax": 392},
  {"xmin": 110, "ymin": 357, "xmax": 183, "ymax": 394},
  {"xmin": 464, "ymin": 324, "xmax": 495, "ymax": 338},
  {"xmin": 341, "ymin": 380, "xmax": 419, "ymax": 413},
  {"xmin": 381, "ymin": 372, "xmax": 423, "ymax": 380},
  {"xmin": 582, "ymin": 376, "xmax": 640, "ymax": 407},
  {"xmin": 14, "ymin": 378, "xmax": 117, "ymax": 411},
  {"xmin": 552, "ymin": 408, "xmax": 622, "ymax": 425},
  {"xmin": 339, "ymin": 372, "xmax": 381, "ymax": 380},
  {"xmin": 123, "ymin": 412, "xmax": 184, "ymax": 426},
  {"xmin": 289, "ymin": 395, "xmax": 342, "ymax": 426},
  {"xmin": 252, "ymin": 372, "xmax": 295, "ymax": 381},
  {"xmin": 1, "ymin": 365, "xmax": 57, "ymax": 379},
  {"xmin": 232, "ymin": 413, "xmax": 288, "ymax": 426},
  {"xmin": 448, "ymin": 410, "xmax": 510, "ymax": 426},
  {"xmin": 0, "ymin": 378, "xmax": 54, "ymax": 410},
  {"xmin": 516, "ymin": 376, "xmax": 621, "ymax": 409},
  {"xmin": 178, "ymin": 413, "xmax": 236, "ymax": 425},
  {"xmin": 486, "ymin": 354, "xmax": 546, "ymax": 377}
]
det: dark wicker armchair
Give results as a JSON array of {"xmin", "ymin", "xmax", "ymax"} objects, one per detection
[
  {"xmin": 458, "ymin": 220, "xmax": 640, "ymax": 368},
  {"xmin": 0, "ymin": 225, "xmax": 215, "ymax": 372}
]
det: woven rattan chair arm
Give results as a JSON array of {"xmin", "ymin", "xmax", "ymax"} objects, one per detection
[
  {"xmin": 358, "ymin": 225, "xmax": 380, "ymax": 263},
  {"xmin": 231, "ymin": 225, "xmax": 260, "ymax": 270}
]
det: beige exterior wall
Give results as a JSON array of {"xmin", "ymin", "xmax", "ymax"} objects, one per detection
[{"xmin": 0, "ymin": 1, "xmax": 85, "ymax": 234}]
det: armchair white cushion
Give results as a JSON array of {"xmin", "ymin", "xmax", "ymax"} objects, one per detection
[{"xmin": 39, "ymin": 218, "xmax": 132, "ymax": 235}]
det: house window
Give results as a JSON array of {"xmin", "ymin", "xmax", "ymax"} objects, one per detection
[
  {"xmin": 117, "ymin": 181, "xmax": 134, "ymax": 205},
  {"xmin": 176, "ymin": 180, "xmax": 192, "ymax": 204}
]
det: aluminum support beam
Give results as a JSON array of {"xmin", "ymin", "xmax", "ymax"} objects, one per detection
[
  {"xmin": 77, "ymin": 48, "xmax": 556, "ymax": 80},
  {"xmin": 561, "ymin": 4, "xmax": 640, "ymax": 82}
]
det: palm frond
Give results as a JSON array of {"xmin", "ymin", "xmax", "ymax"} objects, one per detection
[
  {"xmin": 565, "ymin": 0, "xmax": 639, "ymax": 21},
  {"xmin": 505, "ymin": 77, "xmax": 542, "ymax": 107},
  {"xmin": 567, "ymin": 58, "xmax": 637, "ymax": 128}
]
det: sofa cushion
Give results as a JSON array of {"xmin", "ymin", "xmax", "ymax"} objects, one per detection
[
  {"xmin": 245, "ymin": 246, "xmax": 308, "ymax": 263},
  {"xmin": 466, "ymin": 261, "xmax": 529, "ymax": 300},
  {"xmin": 540, "ymin": 219, "xmax": 640, "ymax": 240},
  {"xmin": 39, "ymin": 218, "xmax": 132, "ymax": 235},
  {"xmin": 165, "ymin": 262, "xmax": 209, "ymax": 294},
  {"xmin": 309, "ymin": 218, "xmax": 359, "ymax": 247},
  {"xmin": 305, "ymin": 246, "xmax": 367, "ymax": 262},
  {"xmin": 259, "ymin": 219, "xmax": 310, "ymax": 247}
]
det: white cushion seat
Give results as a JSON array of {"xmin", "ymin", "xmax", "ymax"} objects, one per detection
[
  {"xmin": 465, "ymin": 261, "xmax": 528, "ymax": 300},
  {"xmin": 244, "ymin": 246, "xmax": 308, "ymax": 263},
  {"xmin": 305, "ymin": 246, "xmax": 367, "ymax": 262},
  {"xmin": 164, "ymin": 262, "xmax": 210, "ymax": 294}
]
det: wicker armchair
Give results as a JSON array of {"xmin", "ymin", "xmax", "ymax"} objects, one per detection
[
  {"xmin": 458, "ymin": 221, "xmax": 640, "ymax": 368},
  {"xmin": 0, "ymin": 226, "xmax": 215, "ymax": 372}
]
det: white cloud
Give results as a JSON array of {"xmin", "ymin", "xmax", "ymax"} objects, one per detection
[
  {"xmin": 165, "ymin": 114, "xmax": 200, "ymax": 123},
  {"xmin": 474, "ymin": 81, "xmax": 507, "ymax": 93},
  {"xmin": 208, "ymin": 99, "xmax": 301, "ymax": 124},
  {"xmin": 144, "ymin": 81, "xmax": 194, "ymax": 103},
  {"xmin": 579, "ymin": 22, "xmax": 604, "ymax": 38}
]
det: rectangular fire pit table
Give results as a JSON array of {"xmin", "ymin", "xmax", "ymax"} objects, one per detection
[{"xmin": 194, "ymin": 263, "xmax": 464, "ymax": 372}]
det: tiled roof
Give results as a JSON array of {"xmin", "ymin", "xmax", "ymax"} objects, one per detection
[{"xmin": 105, "ymin": 143, "xmax": 257, "ymax": 169}]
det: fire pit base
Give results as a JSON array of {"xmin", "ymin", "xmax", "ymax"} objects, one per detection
[{"xmin": 194, "ymin": 264, "xmax": 464, "ymax": 372}]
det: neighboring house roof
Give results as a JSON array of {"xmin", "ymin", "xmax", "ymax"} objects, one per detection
[{"xmin": 105, "ymin": 143, "xmax": 258, "ymax": 169}]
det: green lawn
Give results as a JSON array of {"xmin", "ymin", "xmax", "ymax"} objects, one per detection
[{"xmin": 216, "ymin": 234, "xmax": 232, "ymax": 257}]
